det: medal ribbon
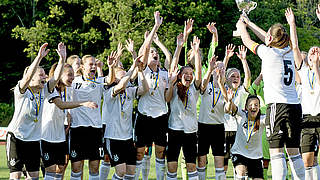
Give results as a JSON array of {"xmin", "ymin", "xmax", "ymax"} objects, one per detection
[
  {"xmin": 308, "ymin": 69, "xmax": 315, "ymax": 90},
  {"xmin": 28, "ymin": 87, "xmax": 41, "ymax": 119},
  {"xmin": 211, "ymin": 82, "xmax": 221, "ymax": 110},
  {"xmin": 63, "ymin": 88, "xmax": 67, "ymax": 113},
  {"xmin": 153, "ymin": 72, "xmax": 159, "ymax": 90},
  {"xmin": 246, "ymin": 113, "xmax": 256, "ymax": 143},
  {"xmin": 86, "ymin": 77, "xmax": 108, "ymax": 85},
  {"xmin": 234, "ymin": 88, "xmax": 238, "ymax": 98},
  {"xmin": 119, "ymin": 90, "xmax": 127, "ymax": 112},
  {"xmin": 184, "ymin": 88, "xmax": 190, "ymax": 109}
]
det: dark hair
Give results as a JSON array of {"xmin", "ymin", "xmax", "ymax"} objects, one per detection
[
  {"xmin": 245, "ymin": 95, "xmax": 261, "ymax": 131},
  {"xmin": 177, "ymin": 65, "xmax": 194, "ymax": 102}
]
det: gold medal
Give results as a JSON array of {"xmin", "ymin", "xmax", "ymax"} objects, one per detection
[
  {"xmin": 151, "ymin": 91, "xmax": 154, "ymax": 96},
  {"xmin": 34, "ymin": 118, "xmax": 38, "ymax": 123},
  {"xmin": 311, "ymin": 90, "xmax": 314, "ymax": 94},
  {"xmin": 245, "ymin": 145, "xmax": 248, "ymax": 149},
  {"xmin": 211, "ymin": 109, "xmax": 215, "ymax": 113},
  {"xmin": 121, "ymin": 111, "xmax": 124, "ymax": 116}
]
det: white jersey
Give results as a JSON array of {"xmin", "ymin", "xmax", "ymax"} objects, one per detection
[
  {"xmin": 41, "ymin": 87, "xmax": 71, "ymax": 142},
  {"xmin": 8, "ymin": 82, "xmax": 57, "ymax": 141},
  {"xmin": 138, "ymin": 67, "xmax": 168, "ymax": 118},
  {"xmin": 169, "ymin": 83, "xmax": 199, "ymax": 133},
  {"xmin": 230, "ymin": 110, "xmax": 266, "ymax": 159},
  {"xmin": 69, "ymin": 76, "xmax": 104, "ymax": 128},
  {"xmin": 257, "ymin": 45, "xmax": 299, "ymax": 104},
  {"xmin": 198, "ymin": 81, "xmax": 225, "ymax": 124},
  {"xmin": 298, "ymin": 62, "xmax": 320, "ymax": 116},
  {"xmin": 224, "ymin": 85, "xmax": 248, "ymax": 131},
  {"xmin": 104, "ymin": 86, "xmax": 137, "ymax": 140}
]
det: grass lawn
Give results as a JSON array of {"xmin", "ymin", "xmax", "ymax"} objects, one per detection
[{"xmin": 0, "ymin": 144, "xmax": 292, "ymax": 179}]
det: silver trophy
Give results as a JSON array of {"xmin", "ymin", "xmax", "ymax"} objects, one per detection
[{"xmin": 233, "ymin": 0, "xmax": 257, "ymax": 37}]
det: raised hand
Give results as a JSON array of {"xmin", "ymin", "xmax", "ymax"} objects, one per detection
[
  {"xmin": 183, "ymin": 19, "xmax": 194, "ymax": 42},
  {"xmin": 176, "ymin": 33, "xmax": 184, "ymax": 47},
  {"xmin": 168, "ymin": 66, "xmax": 179, "ymax": 84},
  {"xmin": 125, "ymin": 39, "xmax": 134, "ymax": 54},
  {"xmin": 96, "ymin": 59, "xmax": 104, "ymax": 68},
  {"xmin": 137, "ymin": 58, "xmax": 144, "ymax": 72},
  {"xmin": 153, "ymin": 33, "xmax": 160, "ymax": 43},
  {"xmin": 144, "ymin": 31, "xmax": 150, "ymax": 40},
  {"xmin": 206, "ymin": 22, "xmax": 217, "ymax": 34},
  {"xmin": 38, "ymin": 43, "xmax": 50, "ymax": 59},
  {"xmin": 116, "ymin": 42, "xmax": 125, "ymax": 59},
  {"xmin": 82, "ymin": 101, "xmax": 98, "ymax": 109},
  {"xmin": 225, "ymin": 44, "xmax": 235, "ymax": 59},
  {"xmin": 310, "ymin": 48, "xmax": 320, "ymax": 68},
  {"xmin": 56, "ymin": 42, "xmax": 67, "ymax": 60},
  {"xmin": 154, "ymin": 11, "xmax": 163, "ymax": 27},
  {"xmin": 133, "ymin": 55, "xmax": 143, "ymax": 68},
  {"xmin": 317, "ymin": 4, "xmax": 320, "ymax": 21},
  {"xmin": 236, "ymin": 45, "xmax": 247, "ymax": 61},
  {"xmin": 285, "ymin": 8, "xmax": 295, "ymax": 26},
  {"xmin": 107, "ymin": 51, "xmax": 118, "ymax": 68},
  {"xmin": 208, "ymin": 55, "xmax": 218, "ymax": 71},
  {"xmin": 191, "ymin": 36, "xmax": 200, "ymax": 52},
  {"xmin": 227, "ymin": 88, "xmax": 234, "ymax": 102},
  {"xmin": 240, "ymin": 14, "xmax": 250, "ymax": 24}
]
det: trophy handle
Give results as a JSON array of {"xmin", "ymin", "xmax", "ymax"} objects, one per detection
[{"xmin": 247, "ymin": 2, "xmax": 257, "ymax": 14}]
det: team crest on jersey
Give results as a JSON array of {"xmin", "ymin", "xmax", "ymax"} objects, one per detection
[
  {"xmin": 90, "ymin": 83, "xmax": 96, "ymax": 88},
  {"xmin": 10, "ymin": 158, "xmax": 16, "ymax": 166},
  {"xmin": 113, "ymin": 154, "xmax": 119, "ymax": 162},
  {"xmin": 43, "ymin": 153, "xmax": 50, "ymax": 161},
  {"xmin": 71, "ymin": 150, "xmax": 77, "ymax": 158}
]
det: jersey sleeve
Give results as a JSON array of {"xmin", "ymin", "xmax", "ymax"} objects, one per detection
[
  {"xmin": 256, "ymin": 44, "xmax": 269, "ymax": 60},
  {"xmin": 47, "ymin": 88, "xmax": 61, "ymax": 103}
]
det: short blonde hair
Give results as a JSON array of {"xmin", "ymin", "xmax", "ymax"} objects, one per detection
[{"xmin": 67, "ymin": 55, "xmax": 80, "ymax": 65}]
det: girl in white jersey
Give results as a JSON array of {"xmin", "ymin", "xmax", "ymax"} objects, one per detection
[
  {"xmin": 224, "ymin": 91, "xmax": 265, "ymax": 180},
  {"xmin": 236, "ymin": 10, "xmax": 304, "ymax": 179},
  {"xmin": 285, "ymin": 8, "xmax": 320, "ymax": 179},
  {"xmin": 41, "ymin": 63, "xmax": 98, "ymax": 180},
  {"xmin": 6, "ymin": 42, "xmax": 65, "ymax": 179},
  {"xmin": 165, "ymin": 36, "xmax": 202, "ymax": 180},
  {"xmin": 68, "ymin": 52, "xmax": 117, "ymax": 180}
]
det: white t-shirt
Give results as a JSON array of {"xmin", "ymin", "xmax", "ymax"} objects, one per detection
[
  {"xmin": 198, "ymin": 81, "xmax": 225, "ymax": 124},
  {"xmin": 257, "ymin": 45, "xmax": 299, "ymax": 104},
  {"xmin": 169, "ymin": 83, "xmax": 199, "ymax": 133},
  {"xmin": 8, "ymin": 82, "xmax": 57, "ymax": 141},
  {"xmin": 298, "ymin": 62, "xmax": 320, "ymax": 116},
  {"xmin": 41, "ymin": 87, "xmax": 71, "ymax": 142},
  {"xmin": 224, "ymin": 85, "xmax": 248, "ymax": 131},
  {"xmin": 104, "ymin": 86, "xmax": 137, "ymax": 140},
  {"xmin": 69, "ymin": 76, "xmax": 104, "ymax": 128},
  {"xmin": 138, "ymin": 67, "xmax": 169, "ymax": 118},
  {"xmin": 230, "ymin": 110, "xmax": 266, "ymax": 159}
]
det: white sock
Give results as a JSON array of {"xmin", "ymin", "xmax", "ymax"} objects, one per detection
[
  {"xmin": 306, "ymin": 166, "xmax": 313, "ymax": 180},
  {"xmin": 166, "ymin": 171, "xmax": 177, "ymax": 180},
  {"xmin": 235, "ymin": 174, "xmax": 247, "ymax": 180},
  {"xmin": 124, "ymin": 174, "xmax": 135, "ymax": 180},
  {"xmin": 112, "ymin": 173, "xmax": 123, "ymax": 180},
  {"xmin": 54, "ymin": 173, "xmax": 62, "ymax": 180},
  {"xmin": 187, "ymin": 171, "xmax": 199, "ymax": 180},
  {"xmin": 155, "ymin": 158, "xmax": 166, "ymax": 180},
  {"xmin": 142, "ymin": 156, "xmax": 151, "ymax": 180},
  {"xmin": 215, "ymin": 167, "xmax": 226, "ymax": 180},
  {"xmin": 196, "ymin": 166, "xmax": 206, "ymax": 180},
  {"xmin": 288, "ymin": 154, "xmax": 305, "ymax": 180},
  {"xmin": 313, "ymin": 164, "xmax": 320, "ymax": 180},
  {"xmin": 70, "ymin": 171, "xmax": 82, "ymax": 180},
  {"xmin": 100, "ymin": 161, "xmax": 111, "ymax": 180},
  {"xmin": 44, "ymin": 172, "xmax": 55, "ymax": 180},
  {"xmin": 89, "ymin": 172, "xmax": 99, "ymax": 180},
  {"xmin": 135, "ymin": 160, "xmax": 142, "ymax": 180},
  {"xmin": 271, "ymin": 153, "xmax": 287, "ymax": 180}
]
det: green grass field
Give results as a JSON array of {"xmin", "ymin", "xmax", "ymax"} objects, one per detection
[{"xmin": 0, "ymin": 144, "xmax": 291, "ymax": 179}]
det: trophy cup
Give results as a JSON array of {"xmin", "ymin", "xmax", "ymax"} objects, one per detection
[{"xmin": 233, "ymin": 0, "xmax": 257, "ymax": 37}]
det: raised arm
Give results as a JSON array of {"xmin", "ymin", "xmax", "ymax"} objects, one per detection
[
  {"xmin": 170, "ymin": 33, "xmax": 184, "ymax": 73},
  {"xmin": 105, "ymin": 51, "xmax": 118, "ymax": 85},
  {"xmin": 236, "ymin": 45, "xmax": 251, "ymax": 90},
  {"xmin": 285, "ymin": 8, "xmax": 303, "ymax": 69},
  {"xmin": 311, "ymin": 48, "xmax": 320, "ymax": 87},
  {"xmin": 48, "ymin": 42, "xmax": 66, "ymax": 92},
  {"xmin": 236, "ymin": 19, "xmax": 259, "ymax": 55},
  {"xmin": 53, "ymin": 98, "xmax": 98, "ymax": 110},
  {"xmin": 201, "ymin": 56, "xmax": 217, "ymax": 93},
  {"xmin": 216, "ymin": 66, "xmax": 227, "ymax": 100},
  {"xmin": 191, "ymin": 36, "xmax": 202, "ymax": 88},
  {"xmin": 207, "ymin": 22, "xmax": 218, "ymax": 59},
  {"xmin": 316, "ymin": 4, "xmax": 320, "ymax": 21},
  {"xmin": 96, "ymin": 59, "xmax": 104, "ymax": 77},
  {"xmin": 223, "ymin": 44, "xmax": 235, "ymax": 69},
  {"xmin": 126, "ymin": 39, "xmax": 137, "ymax": 60},
  {"xmin": 136, "ymin": 61, "xmax": 149, "ymax": 96},
  {"xmin": 224, "ymin": 89, "xmax": 237, "ymax": 114},
  {"xmin": 165, "ymin": 67, "xmax": 178, "ymax": 102},
  {"xmin": 20, "ymin": 43, "xmax": 49, "ymax": 93},
  {"xmin": 153, "ymin": 33, "xmax": 172, "ymax": 70},
  {"xmin": 241, "ymin": 15, "xmax": 267, "ymax": 43}
]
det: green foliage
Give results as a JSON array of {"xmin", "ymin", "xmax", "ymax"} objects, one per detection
[{"xmin": 0, "ymin": 103, "xmax": 14, "ymax": 126}]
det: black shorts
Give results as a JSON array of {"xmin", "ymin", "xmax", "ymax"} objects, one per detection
[
  {"xmin": 224, "ymin": 131, "xmax": 236, "ymax": 165},
  {"xmin": 167, "ymin": 129, "xmax": 197, "ymax": 164},
  {"xmin": 69, "ymin": 126, "xmax": 104, "ymax": 162},
  {"xmin": 134, "ymin": 112, "xmax": 168, "ymax": 147},
  {"xmin": 105, "ymin": 138, "xmax": 136, "ymax": 167},
  {"xmin": 64, "ymin": 125, "xmax": 70, "ymax": 155},
  {"xmin": 300, "ymin": 127, "xmax": 320, "ymax": 154},
  {"xmin": 265, "ymin": 103, "xmax": 302, "ymax": 148},
  {"xmin": 198, "ymin": 123, "xmax": 225, "ymax": 156},
  {"xmin": 41, "ymin": 140, "xmax": 67, "ymax": 168},
  {"xmin": 231, "ymin": 154, "xmax": 263, "ymax": 179},
  {"xmin": 6, "ymin": 132, "xmax": 40, "ymax": 173}
]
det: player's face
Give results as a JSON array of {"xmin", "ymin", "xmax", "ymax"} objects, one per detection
[
  {"xmin": 246, "ymin": 98, "xmax": 260, "ymax": 118},
  {"xmin": 30, "ymin": 68, "xmax": 47, "ymax": 89},
  {"xmin": 148, "ymin": 48, "xmax": 160, "ymax": 66},
  {"xmin": 72, "ymin": 58, "xmax": 81, "ymax": 75},
  {"xmin": 83, "ymin": 57, "xmax": 97, "ymax": 79},
  {"xmin": 181, "ymin": 67, "xmax": 193, "ymax": 87},
  {"xmin": 61, "ymin": 67, "xmax": 74, "ymax": 87},
  {"xmin": 228, "ymin": 71, "xmax": 240, "ymax": 89}
]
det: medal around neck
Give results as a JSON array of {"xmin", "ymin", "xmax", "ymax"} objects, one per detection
[{"xmin": 233, "ymin": 0, "xmax": 257, "ymax": 37}]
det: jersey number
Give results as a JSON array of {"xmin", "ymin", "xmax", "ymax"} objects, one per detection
[
  {"xmin": 283, "ymin": 60, "xmax": 293, "ymax": 86},
  {"xmin": 75, "ymin": 83, "xmax": 82, "ymax": 89}
]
